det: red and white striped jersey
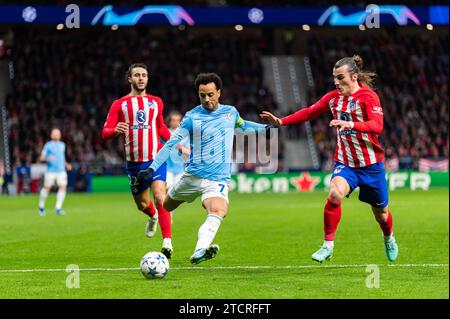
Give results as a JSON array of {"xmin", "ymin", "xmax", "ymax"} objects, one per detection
[
  {"xmin": 102, "ymin": 94, "xmax": 171, "ymax": 162},
  {"xmin": 281, "ymin": 83, "xmax": 385, "ymax": 168}
]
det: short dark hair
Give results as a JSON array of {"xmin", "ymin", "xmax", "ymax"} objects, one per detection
[
  {"xmin": 194, "ymin": 73, "xmax": 222, "ymax": 91},
  {"xmin": 125, "ymin": 63, "xmax": 148, "ymax": 81}
]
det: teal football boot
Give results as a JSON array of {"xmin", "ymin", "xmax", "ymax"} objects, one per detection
[{"xmin": 384, "ymin": 235, "xmax": 398, "ymax": 262}]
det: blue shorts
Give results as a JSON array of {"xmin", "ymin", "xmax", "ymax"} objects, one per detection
[
  {"xmin": 126, "ymin": 161, "xmax": 167, "ymax": 196},
  {"xmin": 331, "ymin": 162, "xmax": 389, "ymax": 209}
]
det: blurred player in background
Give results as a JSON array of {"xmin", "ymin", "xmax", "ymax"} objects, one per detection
[
  {"xmin": 138, "ymin": 73, "xmax": 271, "ymax": 264},
  {"xmin": 165, "ymin": 111, "xmax": 190, "ymax": 224},
  {"xmin": 38, "ymin": 128, "xmax": 71, "ymax": 216},
  {"xmin": 261, "ymin": 55, "xmax": 398, "ymax": 263},
  {"xmin": 102, "ymin": 63, "xmax": 174, "ymax": 259},
  {"xmin": 166, "ymin": 111, "xmax": 190, "ymax": 191}
]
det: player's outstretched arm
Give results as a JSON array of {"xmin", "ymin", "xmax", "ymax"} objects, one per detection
[
  {"xmin": 261, "ymin": 93, "xmax": 331, "ymax": 126},
  {"xmin": 236, "ymin": 117, "xmax": 273, "ymax": 132},
  {"xmin": 138, "ymin": 126, "xmax": 190, "ymax": 183},
  {"xmin": 259, "ymin": 111, "xmax": 282, "ymax": 127}
]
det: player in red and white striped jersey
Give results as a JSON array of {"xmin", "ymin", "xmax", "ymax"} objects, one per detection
[
  {"xmin": 279, "ymin": 84, "xmax": 385, "ymax": 167},
  {"xmin": 102, "ymin": 63, "xmax": 174, "ymax": 259},
  {"xmin": 103, "ymin": 88, "xmax": 170, "ymax": 162},
  {"xmin": 261, "ymin": 55, "xmax": 398, "ymax": 263}
]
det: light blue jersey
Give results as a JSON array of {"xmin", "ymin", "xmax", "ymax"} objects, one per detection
[
  {"xmin": 150, "ymin": 104, "xmax": 267, "ymax": 183},
  {"xmin": 166, "ymin": 128, "xmax": 188, "ymax": 175},
  {"xmin": 41, "ymin": 141, "xmax": 66, "ymax": 173}
]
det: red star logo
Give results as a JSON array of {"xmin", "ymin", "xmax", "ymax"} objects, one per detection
[{"xmin": 290, "ymin": 172, "xmax": 320, "ymax": 192}]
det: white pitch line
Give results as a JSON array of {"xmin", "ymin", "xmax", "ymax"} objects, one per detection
[{"xmin": 0, "ymin": 264, "xmax": 447, "ymax": 273}]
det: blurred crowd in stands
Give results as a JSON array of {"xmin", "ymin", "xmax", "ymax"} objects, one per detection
[
  {"xmin": 5, "ymin": 27, "xmax": 276, "ymax": 191},
  {"xmin": 3, "ymin": 25, "xmax": 448, "ymax": 193}
]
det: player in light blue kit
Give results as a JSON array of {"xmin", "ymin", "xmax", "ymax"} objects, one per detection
[
  {"xmin": 38, "ymin": 128, "xmax": 71, "ymax": 216},
  {"xmin": 138, "ymin": 73, "xmax": 271, "ymax": 264},
  {"xmin": 165, "ymin": 111, "xmax": 190, "ymax": 191},
  {"xmin": 165, "ymin": 111, "xmax": 190, "ymax": 224}
]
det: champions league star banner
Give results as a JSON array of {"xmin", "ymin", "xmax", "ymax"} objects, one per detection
[{"xmin": 0, "ymin": 4, "xmax": 448, "ymax": 26}]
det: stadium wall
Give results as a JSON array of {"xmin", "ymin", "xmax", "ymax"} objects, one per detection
[{"xmin": 91, "ymin": 171, "xmax": 448, "ymax": 193}]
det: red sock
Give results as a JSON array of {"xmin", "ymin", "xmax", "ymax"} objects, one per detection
[
  {"xmin": 324, "ymin": 198, "xmax": 342, "ymax": 241},
  {"xmin": 143, "ymin": 201, "xmax": 156, "ymax": 217},
  {"xmin": 377, "ymin": 211, "xmax": 393, "ymax": 237},
  {"xmin": 157, "ymin": 204, "xmax": 172, "ymax": 239}
]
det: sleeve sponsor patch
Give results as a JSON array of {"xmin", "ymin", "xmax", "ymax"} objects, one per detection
[{"xmin": 372, "ymin": 106, "xmax": 383, "ymax": 114}]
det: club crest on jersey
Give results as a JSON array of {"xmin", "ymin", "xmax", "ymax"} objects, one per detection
[
  {"xmin": 136, "ymin": 110, "xmax": 146, "ymax": 124},
  {"xmin": 348, "ymin": 100, "xmax": 357, "ymax": 111},
  {"xmin": 147, "ymin": 101, "xmax": 155, "ymax": 109}
]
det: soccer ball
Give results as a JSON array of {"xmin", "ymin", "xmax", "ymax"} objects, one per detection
[{"xmin": 140, "ymin": 252, "xmax": 170, "ymax": 279}]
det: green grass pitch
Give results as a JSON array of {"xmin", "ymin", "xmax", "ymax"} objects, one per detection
[{"xmin": 0, "ymin": 189, "xmax": 448, "ymax": 298}]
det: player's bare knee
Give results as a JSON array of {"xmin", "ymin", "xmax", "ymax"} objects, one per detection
[
  {"xmin": 372, "ymin": 206, "xmax": 389, "ymax": 222},
  {"xmin": 137, "ymin": 201, "xmax": 148, "ymax": 212},
  {"xmin": 208, "ymin": 209, "xmax": 227, "ymax": 219},
  {"xmin": 329, "ymin": 188, "xmax": 345, "ymax": 202},
  {"xmin": 374, "ymin": 213, "xmax": 387, "ymax": 223},
  {"xmin": 153, "ymin": 194, "xmax": 165, "ymax": 207}
]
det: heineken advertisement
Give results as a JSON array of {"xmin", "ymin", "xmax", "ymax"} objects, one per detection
[
  {"xmin": 92, "ymin": 171, "xmax": 448, "ymax": 193},
  {"xmin": 229, "ymin": 171, "xmax": 448, "ymax": 193}
]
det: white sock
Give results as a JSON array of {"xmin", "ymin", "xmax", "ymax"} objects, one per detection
[
  {"xmin": 162, "ymin": 237, "xmax": 172, "ymax": 248},
  {"xmin": 56, "ymin": 189, "xmax": 66, "ymax": 210},
  {"xmin": 39, "ymin": 188, "xmax": 48, "ymax": 209},
  {"xmin": 323, "ymin": 240, "xmax": 334, "ymax": 249},
  {"xmin": 194, "ymin": 214, "xmax": 223, "ymax": 252}
]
